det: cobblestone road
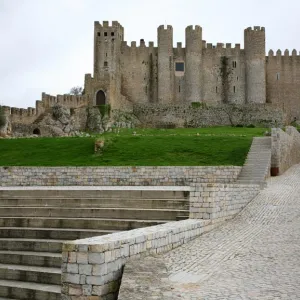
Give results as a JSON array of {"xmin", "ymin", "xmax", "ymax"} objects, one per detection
[{"xmin": 119, "ymin": 165, "xmax": 300, "ymax": 299}]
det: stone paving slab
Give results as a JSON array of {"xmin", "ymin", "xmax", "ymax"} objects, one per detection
[{"xmin": 119, "ymin": 165, "xmax": 300, "ymax": 299}]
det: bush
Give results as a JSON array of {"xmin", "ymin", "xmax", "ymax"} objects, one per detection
[
  {"xmin": 98, "ymin": 105, "xmax": 111, "ymax": 117},
  {"xmin": 246, "ymin": 124, "xmax": 256, "ymax": 128}
]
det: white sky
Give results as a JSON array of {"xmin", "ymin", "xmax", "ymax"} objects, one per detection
[{"xmin": 0, "ymin": 0, "xmax": 299, "ymax": 108}]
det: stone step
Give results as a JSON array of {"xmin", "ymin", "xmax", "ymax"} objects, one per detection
[
  {"xmin": 0, "ymin": 264, "xmax": 61, "ymax": 285},
  {"xmin": 0, "ymin": 198, "xmax": 189, "ymax": 210},
  {"xmin": 0, "ymin": 279, "xmax": 60, "ymax": 300},
  {"xmin": 0, "ymin": 190, "xmax": 188, "ymax": 200},
  {"xmin": 0, "ymin": 217, "xmax": 168, "ymax": 230},
  {"xmin": 0, "ymin": 207, "xmax": 188, "ymax": 221},
  {"xmin": 0, "ymin": 227, "xmax": 118, "ymax": 240},
  {"xmin": 0, "ymin": 239, "xmax": 64, "ymax": 253},
  {"xmin": 0, "ymin": 251, "xmax": 61, "ymax": 268}
]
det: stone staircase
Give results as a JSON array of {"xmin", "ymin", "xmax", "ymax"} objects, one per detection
[
  {"xmin": 237, "ymin": 137, "xmax": 271, "ymax": 185},
  {"xmin": 0, "ymin": 188, "xmax": 189, "ymax": 300}
]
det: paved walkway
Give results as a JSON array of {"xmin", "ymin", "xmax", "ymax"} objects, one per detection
[{"xmin": 119, "ymin": 165, "xmax": 300, "ymax": 300}]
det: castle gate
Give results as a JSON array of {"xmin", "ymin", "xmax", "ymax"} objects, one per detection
[{"xmin": 96, "ymin": 90, "xmax": 106, "ymax": 105}]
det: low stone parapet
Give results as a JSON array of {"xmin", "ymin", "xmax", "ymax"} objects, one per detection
[
  {"xmin": 190, "ymin": 183, "xmax": 260, "ymax": 223},
  {"xmin": 61, "ymin": 219, "xmax": 212, "ymax": 300},
  {"xmin": 0, "ymin": 166, "xmax": 241, "ymax": 186}
]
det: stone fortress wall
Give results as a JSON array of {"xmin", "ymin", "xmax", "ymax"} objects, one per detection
[{"xmin": 3, "ymin": 21, "xmax": 300, "ymax": 135}]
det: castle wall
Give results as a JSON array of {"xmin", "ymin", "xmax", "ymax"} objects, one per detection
[
  {"xmin": 202, "ymin": 43, "xmax": 246, "ymax": 104},
  {"xmin": 120, "ymin": 41, "xmax": 157, "ymax": 104},
  {"xmin": 266, "ymin": 50, "xmax": 300, "ymax": 120}
]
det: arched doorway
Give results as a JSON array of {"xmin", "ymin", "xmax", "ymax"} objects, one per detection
[
  {"xmin": 33, "ymin": 128, "xmax": 41, "ymax": 135},
  {"xmin": 96, "ymin": 90, "xmax": 106, "ymax": 105}
]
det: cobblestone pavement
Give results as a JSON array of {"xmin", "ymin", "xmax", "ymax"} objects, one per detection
[{"xmin": 119, "ymin": 165, "xmax": 300, "ymax": 299}]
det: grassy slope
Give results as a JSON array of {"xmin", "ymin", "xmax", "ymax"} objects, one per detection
[{"xmin": 0, "ymin": 127, "xmax": 265, "ymax": 166}]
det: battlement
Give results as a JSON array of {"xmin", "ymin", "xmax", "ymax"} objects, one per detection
[
  {"xmin": 41, "ymin": 93, "xmax": 89, "ymax": 109},
  {"xmin": 94, "ymin": 21, "xmax": 123, "ymax": 29},
  {"xmin": 7, "ymin": 107, "xmax": 36, "ymax": 117},
  {"xmin": 245, "ymin": 26, "xmax": 265, "ymax": 32},
  {"xmin": 186, "ymin": 25, "xmax": 202, "ymax": 32},
  {"xmin": 158, "ymin": 25, "xmax": 173, "ymax": 31},
  {"xmin": 268, "ymin": 49, "xmax": 300, "ymax": 57}
]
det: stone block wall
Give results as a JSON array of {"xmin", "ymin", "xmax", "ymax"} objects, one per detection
[
  {"xmin": 133, "ymin": 103, "xmax": 286, "ymax": 128},
  {"xmin": 61, "ymin": 219, "xmax": 212, "ymax": 300},
  {"xmin": 0, "ymin": 166, "xmax": 241, "ymax": 186},
  {"xmin": 271, "ymin": 126, "xmax": 300, "ymax": 175},
  {"xmin": 189, "ymin": 183, "xmax": 260, "ymax": 224}
]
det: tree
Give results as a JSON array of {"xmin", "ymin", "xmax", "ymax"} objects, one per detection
[
  {"xmin": 0, "ymin": 106, "xmax": 6, "ymax": 129},
  {"xmin": 70, "ymin": 86, "xmax": 84, "ymax": 95}
]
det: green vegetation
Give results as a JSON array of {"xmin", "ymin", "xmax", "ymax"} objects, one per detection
[{"xmin": 0, "ymin": 127, "xmax": 265, "ymax": 166}]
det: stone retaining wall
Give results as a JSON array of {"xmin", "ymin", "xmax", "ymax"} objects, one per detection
[
  {"xmin": 189, "ymin": 183, "xmax": 260, "ymax": 223},
  {"xmin": 271, "ymin": 126, "xmax": 300, "ymax": 175},
  {"xmin": 61, "ymin": 219, "xmax": 213, "ymax": 300},
  {"xmin": 0, "ymin": 166, "xmax": 241, "ymax": 186}
]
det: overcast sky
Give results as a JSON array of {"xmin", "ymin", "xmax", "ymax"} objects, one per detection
[{"xmin": 1, "ymin": 0, "xmax": 299, "ymax": 108}]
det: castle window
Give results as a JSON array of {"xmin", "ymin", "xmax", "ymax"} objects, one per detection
[
  {"xmin": 97, "ymin": 32, "xmax": 101, "ymax": 36},
  {"xmin": 175, "ymin": 62, "xmax": 185, "ymax": 72},
  {"xmin": 112, "ymin": 38, "xmax": 115, "ymax": 42},
  {"xmin": 216, "ymin": 87, "xmax": 218, "ymax": 93},
  {"xmin": 104, "ymin": 32, "xmax": 108, "ymax": 36},
  {"xmin": 179, "ymin": 86, "xmax": 181, "ymax": 93},
  {"xmin": 104, "ymin": 61, "xmax": 108, "ymax": 67},
  {"xmin": 145, "ymin": 86, "xmax": 148, "ymax": 94},
  {"xmin": 111, "ymin": 32, "xmax": 115, "ymax": 36},
  {"xmin": 233, "ymin": 61, "xmax": 237, "ymax": 68},
  {"xmin": 233, "ymin": 86, "xmax": 236, "ymax": 93},
  {"xmin": 277, "ymin": 73, "xmax": 280, "ymax": 80},
  {"xmin": 237, "ymin": 76, "xmax": 239, "ymax": 81}
]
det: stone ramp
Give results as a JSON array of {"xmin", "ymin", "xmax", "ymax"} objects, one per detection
[
  {"xmin": 236, "ymin": 136, "xmax": 271, "ymax": 185},
  {"xmin": 0, "ymin": 187, "xmax": 190, "ymax": 300},
  {"xmin": 118, "ymin": 165, "xmax": 300, "ymax": 299}
]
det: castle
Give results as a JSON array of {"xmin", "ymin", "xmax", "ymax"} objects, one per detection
[{"xmin": 2, "ymin": 21, "xmax": 300, "ymax": 135}]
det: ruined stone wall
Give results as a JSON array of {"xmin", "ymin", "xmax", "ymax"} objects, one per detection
[
  {"xmin": 266, "ymin": 50, "xmax": 300, "ymax": 121},
  {"xmin": 133, "ymin": 103, "xmax": 286, "ymax": 128},
  {"xmin": 271, "ymin": 126, "xmax": 300, "ymax": 175},
  {"xmin": 0, "ymin": 166, "xmax": 241, "ymax": 187}
]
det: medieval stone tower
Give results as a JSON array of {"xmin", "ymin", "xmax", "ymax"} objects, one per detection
[{"xmin": 83, "ymin": 21, "xmax": 271, "ymax": 109}]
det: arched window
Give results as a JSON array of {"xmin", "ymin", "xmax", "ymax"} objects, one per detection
[{"xmin": 96, "ymin": 90, "xmax": 106, "ymax": 105}]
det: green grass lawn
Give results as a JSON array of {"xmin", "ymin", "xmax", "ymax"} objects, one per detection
[{"xmin": 0, "ymin": 127, "xmax": 266, "ymax": 166}]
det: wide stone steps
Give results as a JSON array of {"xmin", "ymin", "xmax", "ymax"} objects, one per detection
[
  {"xmin": 0, "ymin": 198, "xmax": 189, "ymax": 210},
  {"xmin": 237, "ymin": 137, "xmax": 271, "ymax": 185},
  {"xmin": 0, "ymin": 239, "xmax": 65, "ymax": 253},
  {"xmin": 0, "ymin": 227, "xmax": 118, "ymax": 240},
  {"xmin": 0, "ymin": 264, "xmax": 61, "ymax": 285},
  {"xmin": 0, "ymin": 187, "xmax": 190, "ymax": 299},
  {"xmin": 0, "ymin": 279, "xmax": 60, "ymax": 300},
  {"xmin": 0, "ymin": 251, "xmax": 61, "ymax": 268},
  {"xmin": 0, "ymin": 217, "xmax": 168, "ymax": 230},
  {"xmin": 0, "ymin": 207, "xmax": 188, "ymax": 220}
]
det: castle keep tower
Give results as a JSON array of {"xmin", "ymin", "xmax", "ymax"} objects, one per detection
[
  {"xmin": 158, "ymin": 25, "xmax": 174, "ymax": 103},
  {"xmin": 185, "ymin": 25, "xmax": 203, "ymax": 103},
  {"xmin": 244, "ymin": 26, "xmax": 266, "ymax": 104},
  {"xmin": 92, "ymin": 21, "xmax": 124, "ymax": 107}
]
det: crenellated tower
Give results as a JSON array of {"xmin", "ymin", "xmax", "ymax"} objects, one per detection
[
  {"xmin": 185, "ymin": 25, "xmax": 203, "ymax": 103},
  {"xmin": 157, "ymin": 25, "xmax": 174, "ymax": 103},
  {"xmin": 92, "ymin": 21, "xmax": 124, "ymax": 107},
  {"xmin": 244, "ymin": 26, "xmax": 266, "ymax": 104}
]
